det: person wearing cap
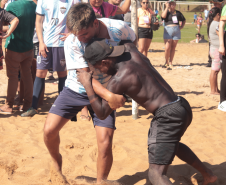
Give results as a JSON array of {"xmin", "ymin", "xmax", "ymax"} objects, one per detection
[
  {"xmin": 43, "ymin": 3, "xmax": 136, "ymax": 183},
  {"xmin": 76, "ymin": 38, "xmax": 218, "ymax": 185},
  {"xmin": 218, "ymin": 0, "xmax": 226, "ymax": 112},
  {"xmin": 161, "ymin": 0, "xmax": 186, "ymax": 70}
]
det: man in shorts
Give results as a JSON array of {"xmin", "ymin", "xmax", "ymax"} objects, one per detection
[
  {"xmin": 21, "ymin": 0, "xmax": 80, "ymax": 117},
  {"xmin": 43, "ymin": 3, "xmax": 136, "ymax": 183},
  {"xmin": 76, "ymin": 39, "xmax": 218, "ymax": 185}
]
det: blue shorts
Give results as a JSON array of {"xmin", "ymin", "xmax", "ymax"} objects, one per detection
[
  {"xmin": 49, "ymin": 87, "xmax": 116, "ymax": 129},
  {"xmin": 163, "ymin": 25, "xmax": 181, "ymax": 40},
  {"xmin": 36, "ymin": 47, "xmax": 66, "ymax": 71}
]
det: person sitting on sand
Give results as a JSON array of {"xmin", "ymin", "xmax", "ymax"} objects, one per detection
[
  {"xmin": 76, "ymin": 39, "xmax": 217, "ymax": 185},
  {"xmin": 190, "ymin": 33, "xmax": 208, "ymax": 43}
]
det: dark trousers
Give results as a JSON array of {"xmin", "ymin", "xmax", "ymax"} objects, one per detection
[
  {"xmin": 220, "ymin": 33, "xmax": 226, "ymax": 103},
  {"xmin": 208, "ymin": 42, "xmax": 212, "ymax": 64}
]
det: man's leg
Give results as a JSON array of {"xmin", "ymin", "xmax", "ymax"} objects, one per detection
[
  {"xmin": 32, "ymin": 69, "xmax": 48, "ymax": 108},
  {"xmin": 44, "ymin": 113, "xmax": 69, "ymax": 171},
  {"xmin": 21, "ymin": 47, "xmax": 53, "ymax": 116},
  {"xmin": 53, "ymin": 47, "xmax": 67, "ymax": 94},
  {"xmin": 95, "ymin": 126, "xmax": 114, "ymax": 183},
  {"xmin": 57, "ymin": 71, "xmax": 67, "ymax": 94},
  {"xmin": 0, "ymin": 49, "xmax": 20, "ymax": 113},
  {"xmin": 148, "ymin": 164, "xmax": 172, "ymax": 185},
  {"xmin": 20, "ymin": 49, "xmax": 34, "ymax": 110},
  {"xmin": 176, "ymin": 142, "xmax": 217, "ymax": 185}
]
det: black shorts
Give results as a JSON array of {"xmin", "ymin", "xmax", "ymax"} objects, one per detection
[
  {"xmin": 138, "ymin": 27, "xmax": 153, "ymax": 39},
  {"xmin": 148, "ymin": 96, "xmax": 192, "ymax": 165},
  {"xmin": 33, "ymin": 42, "xmax": 39, "ymax": 59}
]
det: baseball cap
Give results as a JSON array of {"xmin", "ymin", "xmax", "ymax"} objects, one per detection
[
  {"xmin": 83, "ymin": 38, "xmax": 125, "ymax": 65},
  {"xmin": 168, "ymin": 0, "xmax": 176, "ymax": 2}
]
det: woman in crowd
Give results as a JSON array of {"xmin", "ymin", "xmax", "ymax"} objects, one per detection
[
  {"xmin": 207, "ymin": 7, "xmax": 221, "ymax": 95},
  {"xmin": 218, "ymin": 3, "xmax": 226, "ymax": 111},
  {"xmin": 137, "ymin": 0, "xmax": 155, "ymax": 56},
  {"xmin": 89, "ymin": 0, "xmax": 130, "ymax": 18},
  {"xmin": 161, "ymin": 0, "xmax": 186, "ymax": 70}
]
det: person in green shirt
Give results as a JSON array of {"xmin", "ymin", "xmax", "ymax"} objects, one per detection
[
  {"xmin": 0, "ymin": 0, "xmax": 36, "ymax": 114},
  {"xmin": 218, "ymin": 0, "xmax": 226, "ymax": 112}
]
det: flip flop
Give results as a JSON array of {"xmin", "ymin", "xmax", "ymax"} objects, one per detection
[{"xmin": 80, "ymin": 115, "xmax": 91, "ymax": 121}]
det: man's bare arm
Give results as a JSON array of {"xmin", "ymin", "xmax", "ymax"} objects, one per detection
[
  {"xmin": 77, "ymin": 69, "xmax": 128, "ymax": 119},
  {"xmin": 36, "ymin": 14, "xmax": 49, "ymax": 58},
  {"xmin": 116, "ymin": 0, "xmax": 131, "ymax": 14},
  {"xmin": 76, "ymin": 68, "xmax": 126, "ymax": 109},
  {"xmin": 1, "ymin": 0, "xmax": 8, "ymax": 9}
]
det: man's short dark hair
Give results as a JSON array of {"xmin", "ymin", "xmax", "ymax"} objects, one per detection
[{"xmin": 66, "ymin": 3, "xmax": 96, "ymax": 34}]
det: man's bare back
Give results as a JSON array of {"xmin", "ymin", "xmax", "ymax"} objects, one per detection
[{"xmin": 78, "ymin": 42, "xmax": 177, "ymax": 118}]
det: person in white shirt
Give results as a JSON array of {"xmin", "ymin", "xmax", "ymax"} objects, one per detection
[
  {"xmin": 21, "ymin": 0, "xmax": 80, "ymax": 117},
  {"xmin": 44, "ymin": 3, "xmax": 136, "ymax": 183}
]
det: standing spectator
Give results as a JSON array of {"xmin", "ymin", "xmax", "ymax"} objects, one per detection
[
  {"xmin": 108, "ymin": 0, "xmax": 124, "ymax": 20},
  {"xmin": 208, "ymin": 7, "xmax": 221, "ymax": 95},
  {"xmin": 197, "ymin": 13, "xmax": 203, "ymax": 33},
  {"xmin": 89, "ymin": 0, "xmax": 131, "ymax": 18},
  {"xmin": 218, "ymin": 1, "xmax": 226, "ymax": 111},
  {"xmin": 0, "ymin": 4, "xmax": 18, "ymax": 71},
  {"xmin": 137, "ymin": 0, "xmax": 155, "ymax": 57},
  {"xmin": 1, "ymin": 0, "xmax": 15, "ymax": 9},
  {"xmin": 207, "ymin": 0, "xmax": 224, "ymax": 68},
  {"xmin": 21, "ymin": 0, "xmax": 79, "ymax": 117},
  {"xmin": 204, "ymin": 8, "xmax": 209, "ymax": 23},
  {"xmin": 0, "ymin": 0, "xmax": 36, "ymax": 114},
  {"xmin": 161, "ymin": 0, "xmax": 186, "ymax": 70},
  {"xmin": 194, "ymin": 12, "xmax": 197, "ymax": 24}
]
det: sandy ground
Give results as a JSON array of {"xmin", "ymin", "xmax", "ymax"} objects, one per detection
[{"xmin": 0, "ymin": 42, "xmax": 226, "ymax": 185}]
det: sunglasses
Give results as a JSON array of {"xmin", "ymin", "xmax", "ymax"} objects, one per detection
[{"xmin": 142, "ymin": 2, "xmax": 149, "ymax": 4}]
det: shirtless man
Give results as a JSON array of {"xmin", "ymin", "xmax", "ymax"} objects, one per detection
[{"xmin": 77, "ymin": 39, "xmax": 217, "ymax": 185}]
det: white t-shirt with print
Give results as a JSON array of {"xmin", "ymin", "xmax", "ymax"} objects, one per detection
[
  {"xmin": 64, "ymin": 18, "xmax": 136, "ymax": 94},
  {"xmin": 36, "ymin": 0, "xmax": 80, "ymax": 47}
]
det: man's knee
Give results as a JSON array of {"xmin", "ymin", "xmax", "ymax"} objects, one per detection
[
  {"xmin": 44, "ymin": 117, "xmax": 59, "ymax": 140},
  {"xmin": 36, "ymin": 69, "xmax": 48, "ymax": 78}
]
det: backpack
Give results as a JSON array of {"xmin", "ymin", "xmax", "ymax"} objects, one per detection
[{"xmin": 151, "ymin": 15, "xmax": 160, "ymax": 31}]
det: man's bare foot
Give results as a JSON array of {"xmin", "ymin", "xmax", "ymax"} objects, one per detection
[
  {"xmin": 50, "ymin": 167, "xmax": 69, "ymax": 185},
  {"xmin": 210, "ymin": 92, "xmax": 220, "ymax": 95},
  {"xmin": 52, "ymin": 153, "xmax": 62, "ymax": 172},
  {"xmin": 202, "ymin": 170, "xmax": 217, "ymax": 185}
]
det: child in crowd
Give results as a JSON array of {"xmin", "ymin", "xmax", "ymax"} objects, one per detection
[
  {"xmin": 197, "ymin": 13, "xmax": 203, "ymax": 33},
  {"xmin": 207, "ymin": 7, "xmax": 221, "ymax": 95},
  {"xmin": 194, "ymin": 12, "xmax": 197, "ymax": 24}
]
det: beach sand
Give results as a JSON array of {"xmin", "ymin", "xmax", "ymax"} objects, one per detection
[{"xmin": 0, "ymin": 42, "xmax": 225, "ymax": 185}]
